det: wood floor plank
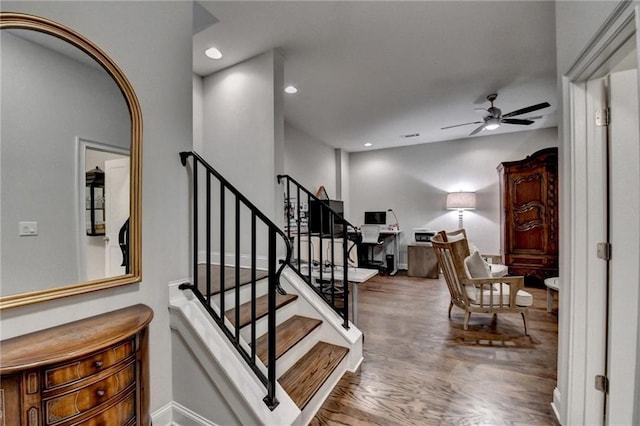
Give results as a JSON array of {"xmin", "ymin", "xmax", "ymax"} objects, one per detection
[
  {"xmin": 225, "ymin": 292, "xmax": 297, "ymax": 328},
  {"xmin": 253, "ymin": 315, "xmax": 322, "ymax": 365},
  {"xmin": 311, "ymin": 272, "xmax": 559, "ymax": 425},
  {"xmin": 280, "ymin": 341, "xmax": 349, "ymax": 410}
]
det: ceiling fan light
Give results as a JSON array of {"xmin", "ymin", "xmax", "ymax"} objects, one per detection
[{"xmin": 485, "ymin": 118, "xmax": 501, "ymax": 130}]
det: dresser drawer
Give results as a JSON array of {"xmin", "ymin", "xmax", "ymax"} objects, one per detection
[
  {"xmin": 0, "ymin": 305, "xmax": 152, "ymax": 426},
  {"xmin": 44, "ymin": 340, "xmax": 135, "ymax": 390},
  {"xmin": 70, "ymin": 390, "xmax": 136, "ymax": 426},
  {"xmin": 44, "ymin": 361, "xmax": 135, "ymax": 425}
]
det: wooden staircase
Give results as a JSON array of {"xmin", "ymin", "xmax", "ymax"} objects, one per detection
[{"xmin": 203, "ymin": 263, "xmax": 351, "ymax": 413}]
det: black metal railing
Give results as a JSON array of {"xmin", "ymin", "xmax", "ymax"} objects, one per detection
[
  {"xmin": 277, "ymin": 174, "xmax": 356, "ymax": 329},
  {"xmin": 180, "ymin": 151, "xmax": 291, "ymax": 410}
]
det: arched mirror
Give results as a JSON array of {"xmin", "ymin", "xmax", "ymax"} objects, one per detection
[{"xmin": 0, "ymin": 13, "xmax": 142, "ymax": 309}]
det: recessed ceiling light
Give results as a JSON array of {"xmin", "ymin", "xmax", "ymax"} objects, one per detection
[
  {"xmin": 205, "ymin": 47, "xmax": 222, "ymax": 60},
  {"xmin": 284, "ymin": 85, "xmax": 298, "ymax": 94},
  {"xmin": 364, "ymin": 142, "xmax": 372, "ymax": 147}
]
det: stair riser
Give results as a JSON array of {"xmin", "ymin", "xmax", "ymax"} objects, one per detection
[
  {"xmin": 272, "ymin": 325, "xmax": 323, "ymax": 379},
  {"xmin": 209, "ymin": 278, "xmax": 269, "ymax": 311}
]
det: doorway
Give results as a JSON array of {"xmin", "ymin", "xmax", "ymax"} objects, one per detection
[
  {"xmin": 76, "ymin": 138, "xmax": 129, "ymax": 282},
  {"xmin": 559, "ymin": 13, "xmax": 640, "ymax": 425}
]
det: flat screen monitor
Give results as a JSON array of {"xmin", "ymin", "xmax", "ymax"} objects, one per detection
[{"xmin": 364, "ymin": 211, "xmax": 386, "ymax": 225}]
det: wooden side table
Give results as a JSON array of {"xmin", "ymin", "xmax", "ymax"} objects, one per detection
[{"xmin": 408, "ymin": 244, "xmax": 439, "ymax": 278}]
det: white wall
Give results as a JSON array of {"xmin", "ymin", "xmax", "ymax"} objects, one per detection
[
  {"xmin": 200, "ymin": 50, "xmax": 283, "ymax": 222},
  {"xmin": 195, "ymin": 50, "xmax": 287, "ymax": 267},
  {"xmin": 1, "ymin": 30, "xmax": 129, "ymax": 294},
  {"xmin": 349, "ymin": 127, "xmax": 558, "ymax": 266},
  {"xmin": 0, "ymin": 1, "xmax": 194, "ymax": 416},
  {"xmin": 284, "ymin": 123, "xmax": 337, "ymax": 199}
]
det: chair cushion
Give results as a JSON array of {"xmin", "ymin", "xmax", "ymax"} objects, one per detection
[
  {"xmin": 468, "ymin": 241, "xmax": 480, "ymax": 255},
  {"xmin": 489, "ymin": 264, "xmax": 508, "ymax": 278},
  {"xmin": 464, "ymin": 251, "xmax": 490, "ymax": 278},
  {"xmin": 469, "ymin": 284, "xmax": 533, "ymax": 307}
]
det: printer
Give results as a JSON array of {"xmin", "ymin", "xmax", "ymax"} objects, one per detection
[{"xmin": 411, "ymin": 228, "xmax": 436, "ymax": 245}]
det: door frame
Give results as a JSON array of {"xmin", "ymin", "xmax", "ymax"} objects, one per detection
[
  {"xmin": 75, "ymin": 137, "xmax": 130, "ymax": 282},
  {"xmin": 557, "ymin": 3, "xmax": 640, "ymax": 425}
]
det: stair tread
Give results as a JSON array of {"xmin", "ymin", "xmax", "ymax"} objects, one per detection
[
  {"xmin": 197, "ymin": 264, "xmax": 268, "ymax": 296},
  {"xmin": 279, "ymin": 341, "xmax": 349, "ymax": 410},
  {"xmin": 254, "ymin": 315, "xmax": 323, "ymax": 365},
  {"xmin": 226, "ymin": 292, "xmax": 297, "ymax": 328}
]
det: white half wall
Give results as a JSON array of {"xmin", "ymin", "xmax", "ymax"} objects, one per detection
[{"xmin": 348, "ymin": 127, "xmax": 558, "ymax": 266}]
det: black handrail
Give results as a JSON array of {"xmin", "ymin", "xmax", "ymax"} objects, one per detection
[
  {"xmin": 180, "ymin": 151, "xmax": 291, "ymax": 410},
  {"xmin": 277, "ymin": 174, "xmax": 356, "ymax": 329}
]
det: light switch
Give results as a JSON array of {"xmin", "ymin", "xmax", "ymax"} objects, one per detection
[{"xmin": 19, "ymin": 221, "xmax": 38, "ymax": 236}]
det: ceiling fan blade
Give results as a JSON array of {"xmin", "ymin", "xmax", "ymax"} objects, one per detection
[
  {"xmin": 502, "ymin": 102, "xmax": 550, "ymax": 118},
  {"xmin": 469, "ymin": 124, "xmax": 485, "ymax": 136},
  {"xmin": 502, "ymin": 118, "xmax": 535, "ymax": 125},
  {"xmin": 441, "ymin": 121, "xmax": 482, "ymax": 130}
]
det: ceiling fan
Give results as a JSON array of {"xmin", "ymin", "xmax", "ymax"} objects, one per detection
[{"xmin": 442, "ymin": 93, "xmax": 551, "ymax": 136}]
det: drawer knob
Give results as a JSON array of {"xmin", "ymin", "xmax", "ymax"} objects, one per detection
[
  {"xmin": 94, "ymin": 361, "xmax": 103, "ymax": 368},
  {"xmin": 96, "ymin": 390, "xmax": 105, "ymax": 397}
]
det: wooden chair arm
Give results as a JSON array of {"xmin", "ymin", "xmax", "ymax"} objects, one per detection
[{"xmin": 461, "ymin": 276, "xmax": 526, "ymax": 307}]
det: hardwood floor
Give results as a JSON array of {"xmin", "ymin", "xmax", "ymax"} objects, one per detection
[{"xmin": 312, "ymin": 272, "xmax": 559, "ymax": 425}]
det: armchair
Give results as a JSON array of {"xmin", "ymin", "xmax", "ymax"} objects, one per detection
[
  {"xmin": 431, "ymin": 232, "xmax": 532, "ymax": 335},
  {"xmin": 437, "ymin": 228, "xmax": 508, "ymax": 277}
]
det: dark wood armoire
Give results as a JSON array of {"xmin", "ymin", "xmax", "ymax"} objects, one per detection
[{"xmin": 497, "ymin": 147, "xmax": 558, "ymax": 284}]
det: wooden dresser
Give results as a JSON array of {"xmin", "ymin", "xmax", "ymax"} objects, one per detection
[
  {"xmin": 498, "ymin": 147, "xmax": 559, "ymax": 284},
  {"xmin": 0, "ymin": 304, "xmax": 153, "ymax": 426}
]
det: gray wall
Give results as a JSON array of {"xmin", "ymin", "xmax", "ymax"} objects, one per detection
[
  {"xmin": 0, "ymin": 1, "xmax": 193, "ymax": 415},
  {"xmin": 555, "ymin": 0, "xmax": 620, "ymax": 74},
  {"xmin": 196, "ymin": 50, "xmax": 286, "ymax": 265},
  {"xmin": 200, "ymin": 50, "xmax": 284, "ymax": 222},
  {"xmin": 349, "ymin": 127, "xmax": 558, "ymax": 266},
  {"xmin": 1, "ymin": 31, "xmax": 129, "ymax": 294},
  {"xmin": 284, "ymin": 123, "xmax": 338, "ymax": 198}
]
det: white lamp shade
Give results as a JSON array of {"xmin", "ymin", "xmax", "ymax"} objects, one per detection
[{"xmin": 446, "ymin": 192, "xmax": 476, "ymax": 210}]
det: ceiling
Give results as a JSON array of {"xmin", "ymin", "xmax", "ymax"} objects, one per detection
[{"xmin": 193, "ymin": 1, "xmax": 558, "ymax": 152}]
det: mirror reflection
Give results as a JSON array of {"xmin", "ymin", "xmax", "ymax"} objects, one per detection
[{"xmin": 1, "ymin": 28, "xmax": 131, "ymax": 297}]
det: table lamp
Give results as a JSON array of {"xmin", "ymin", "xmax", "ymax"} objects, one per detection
[
  {"xmin": 446, "ymin": 191, "xmax": 476, "ymax": 229},
  {"xmin": 387, "ymin": 208, "xmax": 399, "ymax": 230}
]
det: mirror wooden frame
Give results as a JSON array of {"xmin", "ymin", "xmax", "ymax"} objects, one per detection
[{"xmin": 0, "ymin": 12, "xmax": 142, "ymax": 309}]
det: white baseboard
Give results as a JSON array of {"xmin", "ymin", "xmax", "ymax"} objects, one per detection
[{"xmin": 151, "ymin": 401, "xmax": 219, "ymax": 426}]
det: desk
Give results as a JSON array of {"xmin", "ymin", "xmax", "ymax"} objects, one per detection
[
  {"xmin": 298, "ymin": 265, "xmax": 377, "ymax": 325},
  {"xmin": 350, "ymin": 228, "xmax": 402, "ymax": 275},
  {"xmin": 379, "ymin": 229, "xmax": 402, "ymax": 275}
]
